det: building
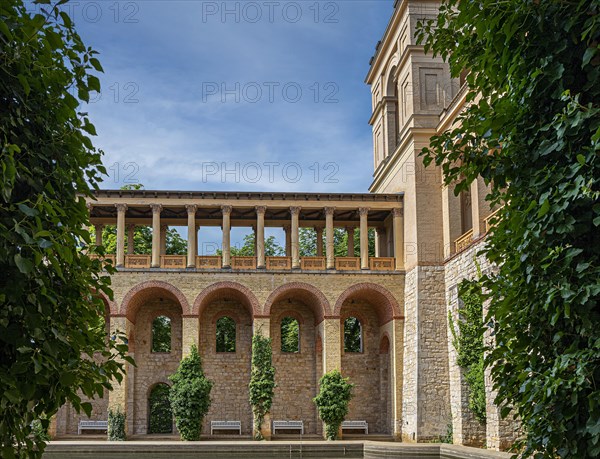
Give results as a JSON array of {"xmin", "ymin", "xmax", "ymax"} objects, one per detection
[{"xmin": 53, "ymin": 0, "xmax": 518, "ymax": 449}]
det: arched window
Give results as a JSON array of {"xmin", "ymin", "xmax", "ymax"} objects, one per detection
[
  {"xmin": 281, "ymin": 317, "xmax": 300, "ymax": 353},
  {"xmin": 148, "ymin": 384, "xmax": 173, "ymax": 434},
  {"xmin": 216, "ymin": 316, "xmax": 236, "ymax": 353},
  {"xmin": 344, "ymin": 317, "xmax": 363, "ymax": 353},
  {"xmin": 151, "ymin": 316, "xmax": 171, "ymax": 353}
]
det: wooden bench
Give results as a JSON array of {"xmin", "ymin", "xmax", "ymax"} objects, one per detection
[
  {"xmin": 210, "ymin": 420, "xmax": 242, "ymax": 435},
  {"xmin": 341, "ymin": 420, "xmax": 368, "ymax": 434},
  {"xmin": 78, "ymin": 420, "xmax": 108, "ymax": 435},
  {"xmin": 272, "ymin": 420, "xmax": 304, "ymax": 435}
]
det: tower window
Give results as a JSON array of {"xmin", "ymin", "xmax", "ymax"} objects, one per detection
[
  {"xmin": 216, "ymin": 316, "xmax": 236, "ymax": 353},
  {"xmin": 344, "ymin": 317, "xmax": 363, "ymax": 353},
  {"xmin": 151, "ymin": 316, "xmax": 171, "ymax": 353},
  {"xmin": 281, "ymin": 317, "xmax": 300, "ymax": 353}
]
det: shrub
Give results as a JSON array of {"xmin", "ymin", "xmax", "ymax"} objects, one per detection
[
  {"xmin": 313, "ymin": 370, "xmax": 353, "ymax": 440},
  {"xmin": 248, "ymin": 334, "xmax": 276, "ymax": 440},
  {"xmin": 107, "ymin": 408, "xmax": 126, "ymax": 441},
  {"xmin": 169, "ymin": 345, "xmax": 212, "ymax": 441}
]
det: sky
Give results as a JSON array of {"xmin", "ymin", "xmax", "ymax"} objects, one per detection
[{"xmin": 63, "ymin": 0, "xmax": 395, "ymax": 250}]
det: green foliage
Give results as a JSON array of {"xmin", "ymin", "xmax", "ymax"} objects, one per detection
[
  {"xmin": 249, "ymin": 334, "xmax": 276, "ymax": 440},
  {"xmin": 449, "ymin": 279, "xmax": 486, "ymax": 424},
  {"xmin": 107, "ymin": 408, "xmax": 126, "ymax": 441},
  {"xmin": 148, "ymin": 384, "xmax": 173, "ymax": 434},
  {"xmin": 30, "ymin": 418, "xmax": 49, "ymax": 444},
  {"xmin": 280, "ymin": 317, "xmax": 299, "ymax": 353},
  {"xmin": 227, "ymin": 233, "xmax": 284, "ymax": 257},
  {"xmin": 169, "ymin": 346, "xmax": 212, "ymax": 441},
  {"xmin": 417, "ymin": 1, "xmax": 600, "ymax": 457},
  {"xmin": 299, "ymin": 228, "xmax": 375, "ymax": 257},
  {"xmin": 343, "ymin": 317, "xmax": 362, "ymax": 353},
  {"xmin": 0, "ymin": 1, "xmax": 131, "ymax": 457},
  {"xmin": 151, "ymin": 316, "xmax": 172, "ymax": 353},
  {"xmin": 215, "ymin": 316, "xmax": 236, "ymax": 352},
  {"xmin": 314, "ymin": 370, "xmax": 353, "ymax": 440}
]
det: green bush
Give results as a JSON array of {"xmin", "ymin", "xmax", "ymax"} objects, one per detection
[
  {"xmin": 107, "ymin": 408, "xmax": 126, "ymax": 441},
  {"xmin": 313, "ymin": 370, "xmax": 353, "ymax": 440},
  {"xmin": 30, "ymin": 418, "xmax": 49, "ymax": 443},
  {"xmin": 169, "ymin": 345, "xmax": 212, "ymax": 441},
  {"xmin": 248, "ymin": 334, "xmax": 276, "ymax": 440},
  {"xmin": 148, "ymin": 384, "xmax": 173, "ymax": 434}
]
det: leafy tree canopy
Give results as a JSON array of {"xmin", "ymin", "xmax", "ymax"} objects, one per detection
[
  {"xmin": 0, "ymin": 0, "xmax": 130, "ymax": 457},
  {"xmin": 418, "ymin": 1, "xmax": 600, "ymax": 457}
]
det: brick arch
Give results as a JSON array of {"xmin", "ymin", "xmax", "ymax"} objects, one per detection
[
  {"xmin": 334, "ymin": 283, "xmax": 402, "ymax": 325},
  {"xmin": 120, "ymin": 281, "xmax": 188, "ymax": 324},
  {"xmin": 263, "ymin": 282, "xmax": 330, "ymax": 325},
  {"xmin": 192, "ymin": 281, "xmax": 260, "ymax": 318},
  {"xmin": 92, "ymin": 290, "xmax": 117, "ymax": 316},
  {"xmin": 379, "ymin": 333, "xmax": 391, "ymax": 354}
]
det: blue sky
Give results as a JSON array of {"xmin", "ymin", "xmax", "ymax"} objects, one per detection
[{"xmin": 70, "ymin": 0, "xmax": 394, "ymax": 250}]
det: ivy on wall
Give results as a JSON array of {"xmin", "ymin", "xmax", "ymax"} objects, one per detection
[
  {"xmin": 248, "ymin": 334, "xmax": 276, "ymax": 440},
  {"xmin": 449, "ymin": 278, "xmax": 486, "ymax": 424}
]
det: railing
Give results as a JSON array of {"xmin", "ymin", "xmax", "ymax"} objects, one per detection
[
  {"xmin": 125, "ymin": 254, "xmax": 151, "ymax": 268},
  {"xmin": 160, "ymin": 255, "xmax": 186, "ymax": 269},
  {"xmin": 369, "ymin": 257, "xmax": 395, "ymax": 271},
  {"xmin": 89, "ymin": 254, "xmax": 115, "ymax": 264},
  {"xmin": 300, "ymin": 256, "xmax": 326, "ymax": 270},
  {"xmin": 454, "ymin": 229, "xmax": 474, "ymax": 253},
  {"xmin": 196, "ymin": 256, "xmax": 221, "ymax": 270},
  {"xmin": 335, "ymin": 257, "xmax": 361, "ymax": 271},
  {"xmin": 231, "ymin": 256, "xmax": 257, "ymax": 270},
  {"xmin": 484, "ymin": 206, "xmax": 504, "ymax": 233},
  {"xmin": 266, "ymin": 256, "xmax": 291, "ymax": 270}
]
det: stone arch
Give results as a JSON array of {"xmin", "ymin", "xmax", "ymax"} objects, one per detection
[
  {"xmin": 263, "ymin": 282, "xmax": 330, "ymax": 324},
  {"xmin": 98, "ymin": 291, "xmax": 117, "ymax": 316},
  {"xmin": 334, "ymin": 283, "xmax": 402, "ymax": 325},
  {"xmin": 385, "ymin": 64, "xmax": 398, "ymax": 97},
  {"xmin": 120, "ymin": 281, "xmax": 189, "ymax": 323},
  {"xmin": 192, "ymin": 281, "xmax": 259, "ymax": 318}
]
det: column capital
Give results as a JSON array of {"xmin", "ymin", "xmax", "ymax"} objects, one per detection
[
  {"xmin": 392, "ymin": 207, "xmax": 403, "ymax": 218},
  {"xmin": 290, "ymin": 206, "xmax": 301, "ymax": 216},
  {"xmin": 115, "ymin": 203, "xmax": 128, "ymax": 213},
  {"xmin": 324, "ymin": 207, "xmax": 335, "ymax": 216},
  {"xmin": 358, "ymin": 207, "xmax": 370, "ymax": 217},
  {"xmin": 185, "ymin": 204, "xmax": 198, "ymax": 214},
  {"xmin": 255, "ymin": 206, "xmax": 267, "ymax": 215},
  {"xmin": 221, "ymin": 205, "xmax": 233, "ymax": 215},
  {"xmin": 150, "ymin": 203, "xmax": 162, "ymax": 214}
]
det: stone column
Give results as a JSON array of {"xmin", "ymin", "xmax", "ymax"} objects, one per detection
[
  {"xmin": 94, "ymin": 224, "xmax": 104, "ymax": 247},
  {"xmin": 186, "ymin": 204, "xmax": 197, "ymax": 268},
  {"xmin": 115, "ymin": 204, "xmax": 127, "ymax": 267},
  {"xmin": 321, "ymin": 318, "xmax": 341, "ymax": 372},
  {"xmin": 359, "ymin": 207, "xmax": 369, "ymax": 270},
  {"xmin": 315, "ymin": 226, "xmax": 324, "ymax": 256},
  {"xmin": 160, "ymin": 225, "xmax": 168, "ymax": 255},
  {"xmin": 182, "ymin": 316, "xmax": 199, "ymax": 358},
  {"xmin": 256, "ymin": 206, "xmax": 266, "ymax": 269},
  {"xmin": 126, "ymin": 224, "xmax": 135, "ymax": 255},
  {"xmin": 391, "ymin": 318, "xmax": 404, "ymax": 439},
  {"xmin": 283, "ymin": 225, "xmax": 291, "ymax": 257},
  {"xmin": 290, "ymin": 206, "xmax": 301, "ymax": 269},
  {"xmin": 325, "ymin": 207, "xmax": 335, "ymax": 269},
  {"xmin": 150, "ymin": 204, "xmax": 162, "ymax": 268},
  {"xmin": 376, "ymin": 227, "xmax": 387, "ymax": 257},
  {"xmin": 346, "ymin": 227, "xmax": 355, "ymax": 257},
  {"xmin": 471, "ymin": 176, "xmax": 489, "ymax": 239},
  {"xmin": 393, "ymin": 207, "xmax": 404, "ymax": 271},
  {"xmin": 221, "ymin": 205, "xmax": 232, "ymax": 268}
]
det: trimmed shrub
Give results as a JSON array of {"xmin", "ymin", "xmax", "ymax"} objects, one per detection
[{"xmin": 313, "ymin": 370, "xmax": 353, "ymax": 440}]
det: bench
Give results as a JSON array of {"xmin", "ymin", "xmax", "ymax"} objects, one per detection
[
  {"xmin": 341, "ymin": 420, "xmax": 368, "ymax": 434},
  {"xmin": 78, "ymin": 420, "xmax": 108, "ymax": 435},
  {"xmin": 272, "ymin": 420, "xmax": 304, "ymax": 435},
  {"xmin": 210, "ymin": 420, "xmax": 242, "ymax": 435}
]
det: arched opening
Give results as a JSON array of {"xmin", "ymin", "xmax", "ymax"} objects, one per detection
[
  {"xmin": 344, "ymin": 317, "xmax": 363, "ymax": 353},
  {"xmin": 121, "ymin": 282, "xmax": 185, "ymax": 435},
  {"xmin": 216, "ymin": 316, "xmax": 236, "ymax": 353},
  {"xmin": 148, "ymin": 383, "xmax": 173, "ymax": 434},
  {"xmin": 266, "ymin": 284, "xmax": 329, "ymax": 436},
  {"xmin": 336, "ymin": 284, "xmax": 401, "ymax": 435},
  {"xmin": 151, "ymin": 316, "xmax": 172, "ymax": 353},
  {"xmin": 196, "ymin": 284, "xmax": 255, "ymax": 435},
  {"xmin": 385, "ymin": 65, "xmax": 399, "ymax": 153},
  {"xmin": 281, "ymin": 317, "xmax": 300, "ymax": 353}
]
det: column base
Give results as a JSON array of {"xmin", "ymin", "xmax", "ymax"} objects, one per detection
[{"xmin": 257, "ymin": 265, "xmax": 266, "ymax": 270}]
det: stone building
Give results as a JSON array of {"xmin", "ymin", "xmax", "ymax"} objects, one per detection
[{"xmin": 53, "ymin": 0, "xmax": 518, "ymax": 449}]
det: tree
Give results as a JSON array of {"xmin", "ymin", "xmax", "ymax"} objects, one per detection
[
  {"xmin": 313, "ymin": 370, "xmax": 353, "ymax": 440},
  {"xmin": 299, "ymin": 227, "xmax": 375, "ymax": 257},
  {"xmin": 418, "ymin": 1, "xmax": 600, "ymax": 457},
  {"xmin": 169, "ymin": 345, "xmax": 212, "ymax": 441},
  {"xmin": 0, "ymin": 1, "xmax": 130, "ymax": 457},
  {"xmin": 248, "ymin": 334, "xmax": 276, "ymax": 440},
  {"xmin": 219, "ymin": 233, "xmax": 284, "ymax": 257}
]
